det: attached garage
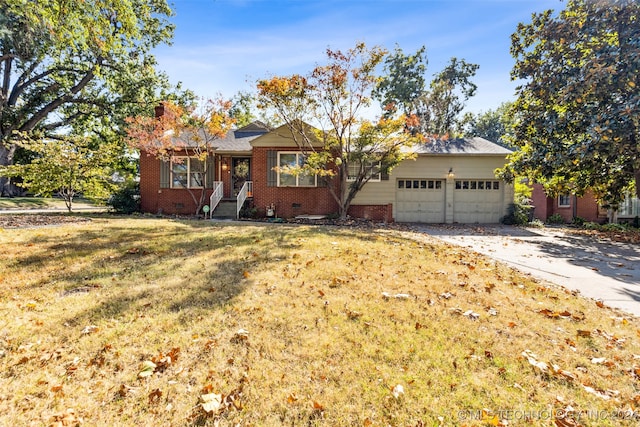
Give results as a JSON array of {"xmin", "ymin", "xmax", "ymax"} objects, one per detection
[
  {"xmin": 349, "ymin": 137, "xmax": 514, "ymax": 224},
  {"xmin": 453, "ymin": 179, "xmax": 505, "ymax": 223},
  {"xmin": 395, "ymin": 179, "xmax": 445, "ymax": 222}
]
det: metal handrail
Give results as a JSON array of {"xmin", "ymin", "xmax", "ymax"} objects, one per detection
[
  {"xmin": 209, "ymin": 181, "xmax": 223, "ymax": 218},
  {"xmin": 236, "ymin": 181, "xmax": 252, "ymax": 219}
]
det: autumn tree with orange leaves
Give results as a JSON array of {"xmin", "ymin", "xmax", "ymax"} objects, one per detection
[
  {"xmin": 257, "ymin": 42, "xmax": 421, "ymax": 220},
  {"xmin": 126, "ymin": 99, "xmax": 235, "ymax": 214}
]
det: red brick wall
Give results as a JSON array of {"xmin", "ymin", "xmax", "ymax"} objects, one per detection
[
  {"xmin": 530, "ymin": 184, "xmax": 604, "ymax": 223},
  {"xmin": 530, "ymin": 183, "xmax": 551, "ymax": 221},
  {"xmin": 139, "ymin": 152, "xmax": 213, "ymax": 215},
  {"xmin": 348, "ymin": 204, "xmax": 394, "ymax": 222},
  {"xmin": 251, "ymin": 147, "xmax": 340, "ymax": 218},
  {"xmin": 575, "ymin": 191, "xmax": 603, "ymax": 222},
  {"xmin": 141, "ymin": 145, "xmax": 396, "ymax": 220}
]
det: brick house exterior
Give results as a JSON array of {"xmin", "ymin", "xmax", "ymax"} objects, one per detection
[
  {"xmin": 530, "ymin": 184, "xmax": 606, "ymax": 223},
  {"xmin": 138, "ymin": 119, "xmax": 514, "ymax": 223},
  {"xmin": 139, "ymin": 151, "xmax": 216, "ymax": 215},
  {"xmin": 249, "ymin": 144, "xmax": 340, "ymax": 219},
  {"xmin": 530, "ymin": 184, "xmax": 640, "ymax": 223}
]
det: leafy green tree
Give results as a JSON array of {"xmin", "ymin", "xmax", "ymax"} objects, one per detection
[
  {"xmin": 0, "ymin": 0, "xmax": 180, "ymax": 196},
  {"xmin": 417, "ymin": 57, "xmax": 479, "ymax": 137},
  {"xmin": 464, "ymin": 102, "xmax": 514, "ymax": 148},
  {"xmin": 375, "ymin": 47, "xmax": 479, "ymax": 138},
  {"xmin": 257, "ymin": 43, "xmax": 421, "ymax": 220},
  {"xmin": 0, "ymin": 135, "xmax": 120, "ymax": 211},
  {"xmin": 499, "ymin": 0, "xmax": 640, "ymax": 205},
  {"xmin": 229, "ymin": 91, "xmax": 258, "ymax": 128},
  {"xmin": 374, "ymin": 45, "xmax": 427, "ymax": 117}
]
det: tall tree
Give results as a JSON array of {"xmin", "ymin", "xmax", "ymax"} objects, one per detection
[
  {"xmin": 229, "ymin": 91, "xmax": 257, "ymax": 128},
  {"xmin": 126, "ymin": 99, "xmax": 235, "ymax": 215},
  {"xmin": 416, "ymin": 57, "xmax": 479, "ymax": 137},
  {"xmin": 257, "ymin": 43, "xmax": 420, "ymax": 220},
  {"xmin": 499, "ymin": 0, "xmax": 640, "ymax": 205},
  {"xmin": 0, "ymin": 0, "xmax": 178, "ymax": 195},
  {"xmin": 464, "ymin": 102, "xmax": 514, "ymax": 148},
  {"xmin": 374, "ymin": 45, "xmax": 427, "ymax": 117},
  {"xmin": 375, "ymin": 48, "xmax": 479, "ymax": 138}
]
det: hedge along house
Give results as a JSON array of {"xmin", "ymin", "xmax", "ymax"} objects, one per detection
[{"xmin": 139, "ymin": 114, "xmax": 514, "ymax": 222}]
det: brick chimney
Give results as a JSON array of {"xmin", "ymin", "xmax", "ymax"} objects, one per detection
[{"xmin": 154, "ymin": 103, "xmax": 165, "ymax": 118}]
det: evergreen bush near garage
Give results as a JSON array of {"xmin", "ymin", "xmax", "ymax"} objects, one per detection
[{"xmin": 501, "ymin": 201, "xmax": 532, "ymax": 225}]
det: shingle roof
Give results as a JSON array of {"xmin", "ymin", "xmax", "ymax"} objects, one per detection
[
  {"xmin": 412, "ymin": 137, "xmax": 512, "ymax": 155},
  {"xmin": 214, "ymin": 121, "xmax": 270, "ymax": 152},
  {"xmin": 167, "ymin": 121, "xmax": 270, "ymax": 152}
]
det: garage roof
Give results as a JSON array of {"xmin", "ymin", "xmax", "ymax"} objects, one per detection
[{"xmin": 413, "ymin": 137, "xmax": 512, "ymax": 155}]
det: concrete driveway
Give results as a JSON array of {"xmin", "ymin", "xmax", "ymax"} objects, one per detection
[{"xmin": 414, "ymin": 224, "xmax": 640, "ymax": 317}]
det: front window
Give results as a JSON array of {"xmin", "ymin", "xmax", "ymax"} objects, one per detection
[
  {"xmin": 558, "ymin": 194, "xmax": 571, "ymax": 207},
  {"xmin": 619, "ymin": 194, "xmax": 640, "ymax": 217},
  {"xmin": 171, "ymin": 157, "xmax": 205, "ymax": 189},
  {"xmin": 347, "ymin": 161, "xmax": 381, "ymax": 182},
  {"xmin": 278, "ymin": 152, "xmax": 317, "ymax": 187}
]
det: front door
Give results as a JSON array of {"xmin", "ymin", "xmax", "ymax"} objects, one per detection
[{"xmin": 232, "ymin": 158, "xmax": 251, "ymax": 196}]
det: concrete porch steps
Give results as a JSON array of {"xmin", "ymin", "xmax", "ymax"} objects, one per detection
[{"xmin": 211, "ymin": 200, "xmax": 237, "ymax": 219}]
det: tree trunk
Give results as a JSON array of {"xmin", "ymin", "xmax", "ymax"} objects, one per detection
[{"xmin": 0, "ymin": 142, "xmax": 20, "ymax": 197}]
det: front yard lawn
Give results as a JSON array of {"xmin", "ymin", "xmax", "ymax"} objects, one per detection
[
  {"xmin": 1, "ymin": 218, "xmax": 638, "ymax": 426},
  {"xmin": 0, "ymin": 197, "xmax": 101, "ymax": 211}
]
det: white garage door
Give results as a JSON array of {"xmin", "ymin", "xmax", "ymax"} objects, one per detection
[
  {"xmin": 453, "ymin": 179, "xmax": 504, "ymax": 223},
  {"xmin": 395, "ymin": 179, "xmax": 445, "ymax": 223}
]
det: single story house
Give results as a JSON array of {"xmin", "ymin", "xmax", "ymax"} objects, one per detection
[
  {"xmin": 530, "ymin": 184, "xmax": 640, "ymax": 224},
  {"xmin": 139, "ymin": 118, "xmax": 514, "ymax": 223}
]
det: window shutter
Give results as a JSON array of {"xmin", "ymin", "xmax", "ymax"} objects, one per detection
[
  {"xmin": 160, "ymin": 159, "xmax": 170, "ymax": 188},
  {"xmin": 206, "ymin": 156, "xmax": 215, "ymax": 188},
  {"xmin": 267, "ymin": 151, "xmax": 277, "ymax": 187}
]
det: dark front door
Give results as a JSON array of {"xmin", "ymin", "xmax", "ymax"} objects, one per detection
[{"xmin": 232, "ymin": 158, "xmax": 251, "ymax": 196}]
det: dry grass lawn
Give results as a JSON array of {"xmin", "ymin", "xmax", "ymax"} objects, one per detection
[{"xmin": 1, "ymin": 217, "xmax": 639, "ymax": 426}]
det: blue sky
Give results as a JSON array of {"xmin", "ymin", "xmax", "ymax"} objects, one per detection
[{"xmin": 154, "ymin": 0, "xmax": 563, "ymax": 115}]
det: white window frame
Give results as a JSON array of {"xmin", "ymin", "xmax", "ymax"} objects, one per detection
[
  {"xmin": 171, "ymin": 156, "xmax": 205, "ymax": 189},
  {"xmin": 619, "ymin": 194, "xmax": 640, "ymax": 217},
  {"xmin": 558, "ymin": 194, "xmax": 571, "ymax": 207},
  {"xmin": 277, "ymin": 152, "xmax": 317, "ymax": 187},
  {"xmin": 347, "ymin": 161, "xmax": 381, "ymax": 182}
]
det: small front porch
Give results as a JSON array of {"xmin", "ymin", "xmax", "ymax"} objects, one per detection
[{"xmin": 208, "ymin": 181, "xmax": 253, "ymax": 219}]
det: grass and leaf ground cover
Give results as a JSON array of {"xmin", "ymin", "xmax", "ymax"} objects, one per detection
[
  {"xmin": 0, "ymin": 197, "xmax": 100, "ymax": 211},
  {"xmin": 0, "ymin": 217, "xmax": 639, "ymax": 426}
]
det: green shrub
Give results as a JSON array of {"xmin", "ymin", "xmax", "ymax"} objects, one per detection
[
  {"xmin": 107, "ymin": 181, "xmax": 140, "ymax": 214},
  {"xmin": 601, "ymin": 222, "xmax": 629, "ymax": 232},
  {"xmin": 546, "ymin": 213, "xmax": 565, "ymax": 224},
  {"xmin": 572, "ymin": 216, "xmax": 586, "ymax": 226},
  {"xmin": 583, "ymin": 221, "xmax": 601, "ymax": 230},
  {"xmin": 501, "ymin": 202, "xmax": 532, "ymax": 225}
]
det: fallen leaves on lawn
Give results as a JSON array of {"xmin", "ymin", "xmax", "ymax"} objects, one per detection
[
  {"xmin": 47, "ymin": 408, "xmax": 83, "ymax": 427},
  {"xmin": 391, "ymin": 384, "xmax": 404, "ymax": 399},
  {"xmin": 0, "ymin": 214, "xmax": 90, "ymax": 229},
  {"xmin": 81, "ymin": 325, "xmax": 99, "ymax": 335},
  {"xmin": 138, "ymin": 360, "xmax": 157, "ymax": 378},
  {"xmin": 191, "ymin": 381, "xmax": 246, "ymax": 421}
]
